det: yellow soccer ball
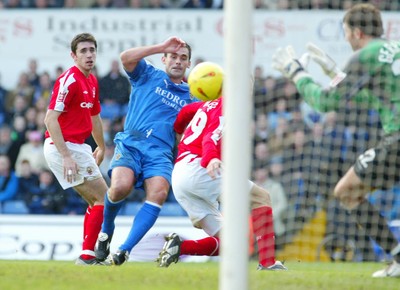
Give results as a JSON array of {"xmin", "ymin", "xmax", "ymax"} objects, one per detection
[{"xmin": 188, "ymin": 61, "xmax": 224, "ymax": 101}]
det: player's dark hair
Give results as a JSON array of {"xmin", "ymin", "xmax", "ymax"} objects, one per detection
[
  {"xmin": 185, "ymin": 43, "xmax": 192, "ymax": 60},
  {"xmin": 70, "ymin": 33, "xmax": 98, "ymax": 54},
  {"xmin": 343, "ymin": 3, "xmax": 383, "ymax": 38},
  {"xmin": 164, "ymin": 42, "xmax": 192, "ymax": 60}
]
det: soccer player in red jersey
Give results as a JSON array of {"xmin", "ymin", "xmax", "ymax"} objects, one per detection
[
  {"xmin": 43, "ymin": 33, "xmax": 109, "ymax": 265},
  {"xmin": 157, "ymin": 96, "xmax": 287, "ymax": 271}
]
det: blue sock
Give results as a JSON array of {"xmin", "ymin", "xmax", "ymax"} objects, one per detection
[
  {"xmin": 101, "ymin": 191, "xmax": 124, "ymax": 235},
  {"xmin": 119, "ymin": 201, "xmax": 161, "ymax": 252}
]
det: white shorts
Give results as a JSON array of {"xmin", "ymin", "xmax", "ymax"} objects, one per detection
[
  {"xmin": 172, "ymin": 154, "xmax": 254, "ymax": 235},
  {"xmin": 172, "ymin": 155, "xmax": 222, "ymax": 231},
  {"xmin": 44, "ymin": 138, "xmax": 102, "ymax": 190}
]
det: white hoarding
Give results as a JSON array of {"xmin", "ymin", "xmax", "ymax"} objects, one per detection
[
  {"xmin": 0, "ymin": 215, "xmax": 208, "ymax": 262},
  {"xmin": 1, "ymin": 9, "xmax": 399, "ymax": 90}
]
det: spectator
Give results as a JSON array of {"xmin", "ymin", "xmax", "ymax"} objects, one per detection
[
  {"xmin": 101, "ymin": 118, "xmax": 113, "ymax": 145},
  {"xmin": 254, "ymin": 76, "xmax": 276, "ymax": 110},
  {"xmin": 253, "ymin": 166, "xmax": 288, "ymax": 237},
  {"xmin": 26, "ymin": 169, "xmax": 67, "ymax": 214},
  {"xmin": 34, "ymin": 96, "xmax": 48, "ymax": 114},
  {"xmin": 6, "ymin": 72, "xmax": 34, "ymax": 111},
  {"xmin": 5, "ymin": 0, "xmax": 23, "ymax": 9},
  {"xmin": 148, "ymin": 0, "xmax": 170, "ymax": 8},
  {"xmin": 263, "ymin": 76, "xmax": 277, "ymax": 96},
  {"xmin": 15, "ymin": 130, "xmax": 49, "ymax": 176},
  {"xmin": 0, "ymin": 125, "xmax": 23, "ymax": 170},
  {"xmin": 268, "ymin": 155, "xmax": 284, "ymax": 182},
  {"xmin": 63, "ymin": 0, "xmax": 78, "ymax": 8},
  {"xmin": 260, "ymin": 0, "xmax": 278, "ymax": 9},
  {"xmin": 74, "ymin": 0, "xmax": 96, "ymax": 7},
  {"xmin": 253, "ymin": 141, "xmax": 270, "ymax": 169},
  {"xmin": 253, "ymin": 112, "xmax": 270, "ymax": 143},
  {"xmin": 48, "ymin": 0, "xmax": 65, "ymax": 7},
  {"xmin": 300, "ymin": 100, "xmax": 326, "ymax": 130},
  {"xmin": 62, "ymin": 187, "xmax": 88, "ymax": 215},
  {"xmin": 32, "ymin": 0, "xmax": 52, "ymax": 8},
  {"xmin": 26, "ymin": 59, "xmax": 40, "ymax": 87},
  {"xmin": 253, "ymin": 65, "xmax": 265, "ymax": 95},
  {"xmin": 91, "ymin": 0, "xmax": 112, "ymax": 8},
  {"xmin": 281, "ymin": 127, "xmax": 307, "ymax": 203},
  {"xmin": 0, "ymin": 73, "xmax": 8, "ymax": 124},
  {"xmin": 35, "ymin": 110, "xmax": 47, "ymax": 133},
  {"xmin": 10, "ymin": 115, "xmax": 27, "ymax": 144},
  {"xmin": 267, "ymin": 116, "xmax": 292, "ymax": 157},
  {"xmin": 0, "ymin": 155, "xmax": 19, "ymax": 202},
  {"xmin": 127, "ymin": 0, "xmax": 145, "ymax": 7},
  {"xmin": 52, "ymin": 65, "xmax": 64, "ymax": 83},
  {"xmin": 98, "ymin": 59, "xmax": 130, "ymax": 121},
  {"xmin": 24, "ymin": 107, "xmax": 38, "ymax": 131},
  {"xmin": 6, "ymin": 94, "xmax": 29, "ymax": 121},
  {"xmin": 33, "ymin": 71, "xmax": 53, "ymax": 105},
  {"xmin": 17, "ymin": 159, "xmax": 39, "ymax": 202},
  {"xmin": 267, "ymin": 98, "xmax": 292, "ymax": 131},
  {"xmin": 254, "ymin": 0, "xmax": 268, "ymax": 9},
  {"xmin": 181, "ymin": 0, "xmax": 211, "ymax": 8},
  {"xmin": 111, "ymin": 0, "xmax": 127, "ymax": 7}
]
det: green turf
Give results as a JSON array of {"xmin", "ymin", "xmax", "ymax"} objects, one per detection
[{"xmin": 0, "ymin": 260, "xmax": 398, "ymax": 290}]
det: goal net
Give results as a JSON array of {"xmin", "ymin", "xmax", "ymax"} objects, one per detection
[{"xmin": 251, "ymin": 2, "xmax": 400, "ymax": 264}]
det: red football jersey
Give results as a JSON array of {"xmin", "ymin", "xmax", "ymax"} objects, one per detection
[
  {"xmin": 45, "ymin": 66, "xmax": 101, "ymax": 144},
  {"xmin": 174, "ymin": 98, "xmax": 224, "ymax": 168}
]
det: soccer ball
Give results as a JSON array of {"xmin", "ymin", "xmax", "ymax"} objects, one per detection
[{"xmin": 188, "ymin": 61, "xmax": 224, "ymax": 101}]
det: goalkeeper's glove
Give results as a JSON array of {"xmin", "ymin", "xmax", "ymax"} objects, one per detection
[
  {"xmin": 272, "ymin": 45, "xmax": 310, "ymax": 83},
  {"xmin": 306, "ymin": 42, "xmax": 346, "ymax": 81}
]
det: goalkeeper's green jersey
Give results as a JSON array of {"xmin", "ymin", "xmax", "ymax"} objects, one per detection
[{"xmin": 296, "ymin": 39, "xmax": 400, "ymax": 135}]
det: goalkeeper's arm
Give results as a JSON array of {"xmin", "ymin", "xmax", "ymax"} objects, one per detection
[
  {"xmin": 306, "ymin": 42, "xmax": 346, "ymax": 86},
  {"xmin": 272, "ymin": 45, "xmax": 311, "ymax": 84}
]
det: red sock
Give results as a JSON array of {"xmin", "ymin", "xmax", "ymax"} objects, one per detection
[
  {"xmin": 251, "ymin": 206, "xmax": 275, "ymax": 267},
  {"xmin": 83, "ymin": 206, "xmax": 92, "ymax": 241},
  {"xmin": 181, "ymin": 236, "xmax": 219, "ymax": 256},
  {"xmin": 81, "ymin": 205, "xmax": 104, "ymax": 260}
]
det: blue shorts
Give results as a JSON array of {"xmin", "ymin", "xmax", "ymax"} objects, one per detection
[{"xmin": 109, "ymin": 132, "xmax": 174, "ymax": 189}]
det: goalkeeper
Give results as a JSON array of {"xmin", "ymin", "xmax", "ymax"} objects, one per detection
[{"xmin": 272, "ymin": 3, "xmax": 400, "ymax": 278}]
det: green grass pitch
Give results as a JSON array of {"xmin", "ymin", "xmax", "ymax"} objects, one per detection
[{"xmin": 0, "ymin": 260, "xmax": 397, "ymax": 290}]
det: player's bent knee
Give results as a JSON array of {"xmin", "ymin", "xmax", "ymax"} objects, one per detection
[
  {"xmin": 108, "ymin": 186, "xmax": 132, "ymax": 202},
  {"xmin": 199, "ymin": 214, "xmax": 222, "ymax": 237},
  {"xmin": 147, "ymin": 190, "xmax": 168, "ymax": 205},
  {"xmin": 250, "ymin": 184, "xmax": 271, "ymax": 208}
]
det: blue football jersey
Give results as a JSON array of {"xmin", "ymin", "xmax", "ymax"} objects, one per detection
[{"xmin": 123, "ymin": 59, "xmax": 194, "ymax": 150}]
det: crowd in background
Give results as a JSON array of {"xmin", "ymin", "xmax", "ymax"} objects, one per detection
[
  {"xmin": 2, "ymin": 53, "xmax": 400, "ymax": 259},
  {"xmin": 0, "ymin": 0, "xmax": 399, "ymax": 10},
  {"xmin": 1, "ymin": 1, "xmax": 400, "ymax": 261}
]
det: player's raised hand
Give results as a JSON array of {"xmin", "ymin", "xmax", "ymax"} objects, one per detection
[
  {"xmin": 306, "ymin": 42, "xmax": 341, "ymax": 78},
  {"xmin": 272, "ymin": 45, "xmax": 310, "ymax": 83},
  {"xmin": 306, "ymin": 42, "xmax": 347, "ymax": 86},
  {"xmin": 162, "ymin": 36, "xmax": 186, "ymax": 54}
]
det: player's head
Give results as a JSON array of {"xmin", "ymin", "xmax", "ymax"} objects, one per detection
[
  {"xmin": 163, "ymin": 42, "xmax": 192, "ymax": 83},
  {"xmin": 70, "ymin": 33, "xmax": 97, "ymax": 54},
  {"xmin": 70, "ymin": 33, "xmax": 97, "ymax": 75},
  {"xmin": 343, "ymin": 3, "xmax": 383, "ymax": 51}
]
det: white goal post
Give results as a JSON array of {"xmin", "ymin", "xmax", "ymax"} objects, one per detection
[{"xmin": 220, "ymin": 1, "xmax": 253, "ymax": 290}]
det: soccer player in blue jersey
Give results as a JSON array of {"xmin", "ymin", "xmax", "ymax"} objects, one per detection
[{"xmin": 94, "ymin": 36, "xmax": 194, "ymax": 265}]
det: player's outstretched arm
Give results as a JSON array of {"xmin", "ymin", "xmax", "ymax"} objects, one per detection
[
  {"xmin": 306, "ymin": 42, "xmax": 347, "ymax": 86},
  {"xmin": 272, "ymin": 45, "xmax": 311, "ymax": 84}
]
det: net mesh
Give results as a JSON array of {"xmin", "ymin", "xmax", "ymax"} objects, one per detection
[{"xmin": 251, "ymin": 4, "xmax": 400, "ymax": 263}]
